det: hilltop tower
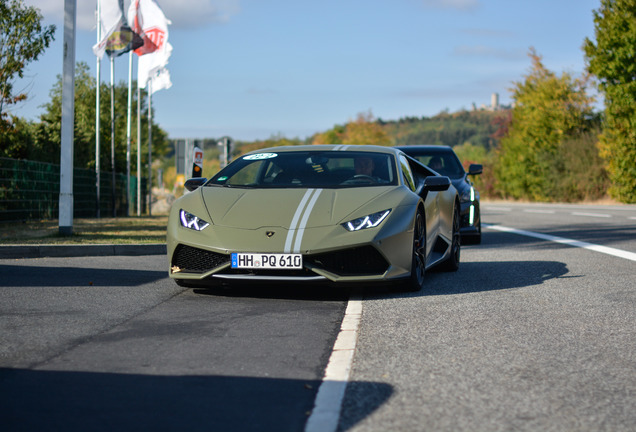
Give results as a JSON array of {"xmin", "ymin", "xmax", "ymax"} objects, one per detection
[{"xmin": 491, "ymin": 92, "xmax": 499, "ymax": 110}]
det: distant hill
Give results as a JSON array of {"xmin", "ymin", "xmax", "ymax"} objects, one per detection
[{"xmin": 379, "ymin": 109, "xmax": 510, "ymax": 150}]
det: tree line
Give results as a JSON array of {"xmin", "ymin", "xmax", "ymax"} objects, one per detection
[
  {"xmin": 2, "ymin": 0, "xmax": 634, "ymax": 204},
  {"xmin": 250, "ymin": 0, "xmax": 635, "ymax": 204},
  {"xmin": 2, "ymin": 62, "xmax": 169, "ymax": 173},
  {"xmin": 1, "ymin": 0, "xmax": 169, "ymax": 181}
]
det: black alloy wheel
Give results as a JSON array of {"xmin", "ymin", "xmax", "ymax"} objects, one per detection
[
  {"xmin": 473, "ymin": 219, "xmax": 482, "ymax": 245},
  {"xmin": 403, "ymin": 207, "xmax": 426, "ymax": 292},
  {"xmin": 441, "ymin": 203, "xmax": 461, "ymax": 272}
]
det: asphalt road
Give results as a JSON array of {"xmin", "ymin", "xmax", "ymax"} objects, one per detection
[
  {"xmin": 1, "ymin": 202, "xmax": 635, "ymax": 431},
  {"xmin": 0, "ymin": 256, "xmax": 348, "ymax": 431},
  {"xmin": 340, "ymin": 202, "xmax": 636, "ymax": 431}
]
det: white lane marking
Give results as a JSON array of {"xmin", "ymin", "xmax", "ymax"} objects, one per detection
[
  {"xmin": 486, "ymin": 224, "xmax": 636, "ymax": 262},
  {"xmin": 629, "ymin": 217, "xmax": 636, "ymax": 221},
  {"xmin": 523, "ymin": 209, "xmax": 555, "ymax": 214},
  {"xmin": 305, "ymin": 296, "xmax": 362, "ymax": 432},
  {"xmin": 285, "ymin": 189, "xmax": 316, "ymax": 253},
  {"xmin": 293, "ymin": 189, "xmax": 323, "ymax": 253},
  {"xmin": 485, "ymin": 206, "xmax": 512, "ymax": 212},
  {"xmin": 571, "ymin": 212, "xmax": 611, "ymax": 218}
]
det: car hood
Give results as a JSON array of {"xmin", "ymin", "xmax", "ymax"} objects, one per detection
[
  {"xmin": 199, "ymin": 186, "xmax": 397, "ymax": 229},
  {"xmin": 450, "ymin": 176, "xmax": 470, "ymax": 194}
]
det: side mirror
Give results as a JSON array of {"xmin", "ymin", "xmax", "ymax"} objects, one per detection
[
  {"xmin": 468, "ymin": 164, "xmax": 483, "ymax": 176},
  {"xmin": 420, "ymin": 176, "xmax": 451, "ymax": 194},
  {"xmin": 184, "ymin": 177, "xmax": 208, "ymax": 192}
]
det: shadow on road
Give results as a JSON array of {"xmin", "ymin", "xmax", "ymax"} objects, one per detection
[
  {"xmin": 0, "ymin": 368, "xmax": 392, "ymax": 432},
  {"xmin": 363, "ymin": 259, "xmax": 571, "ymax": 299},
  {"xmin": 0, "ymin": 265, "xmax": 166, "ymax": 287},
  {"xmin": 193, "ymin": 284, "xmax": 351, "ymax": 302}
]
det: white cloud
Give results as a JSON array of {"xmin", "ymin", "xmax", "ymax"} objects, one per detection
[
  {"xmin": 247, "ymin": 87, "xmax": 277, "ymax": 95},
  {"xmin": 422, "ymin": 0, "xmax": 480, "ymax": 11},
  {"xmin": 460, "ymin": 28, "xmax": 515, "ymax": 38},
  {"xmin": 163, "ymin": 0, "xmax": 241, "ymax": 28},
  {"xmin": 24, "ymin": 0, "xmax": 240, "ymax": 31},
  {"xmin": 453, "ymin": 45, "xmax": 525, "ymax": 60},
  {"xmin": 24, "ymin": 1, "xmax": 102, "ymax": 30}
]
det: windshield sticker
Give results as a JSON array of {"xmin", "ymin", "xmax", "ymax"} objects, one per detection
[
  {"xmin": 244, "ymin": 153, "xmax": 278, "ymax": 161},
  {"xmin": 217, "ymin": 176, "xmax": 228, "ymax": 182}
]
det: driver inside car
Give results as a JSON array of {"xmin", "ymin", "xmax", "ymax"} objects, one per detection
[
  {"xmin": 354, "ymin": 156, "xmax": 375, "ymax": 176},
  {"xmin": 351, "ymin": 155, "xmax": 391, "ymax": 184}
]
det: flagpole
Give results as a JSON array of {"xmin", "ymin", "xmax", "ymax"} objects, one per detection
[
  {"xmin": 128, "ymin": 0, "xmax": 171, "ymax": 217},
  {"xmin": 95, "ymin": 0, "xmax": 101, "ymax": 218},
  {"xmin": 126, "ymin": 50, "xmax": 133, "ymax": 217},
  {"xmin": 59, "ymin": 0, "xmax": 76, "ymax": 236},
  {"xmin": 110, "ymin": 56, "xmax": 116, "ymax": 218},
  {"xmin": 147, "ymin": 80, "xmax": 152, "ymax": 216},
  {"xmin": 137, "ymin": 85, "xmax": 142, "ymax": 216}
]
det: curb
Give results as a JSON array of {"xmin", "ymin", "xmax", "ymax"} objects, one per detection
[{"xmin": 0, "ymin": 243, "xmax": 166, "ymax": 259}]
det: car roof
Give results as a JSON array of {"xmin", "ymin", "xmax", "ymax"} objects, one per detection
[
  {"xmin": 395, "ymin": 145, "xmax": 455, "ymax": 154},
  {"xmin": 246, "ymin": 144, "xmax": 402, "ymax": 156}
]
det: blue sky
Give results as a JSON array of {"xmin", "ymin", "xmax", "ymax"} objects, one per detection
[{"xmin": 15, "ymin": 0, "xmax": 600, "ymax": 141}]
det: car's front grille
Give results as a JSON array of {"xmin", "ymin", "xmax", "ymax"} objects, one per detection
[
  {"xmin": 460, "ymin": 213, "xmax": 470, "ymax": 228},
  {"xmin": 172, "ymin": 244, "xmax": 389, "ymax": 278},
  {"xmin": 172, "ymin": 244, "xmax": 230, "ymax": 273},
  {"xmin": 307, "ymin": 246, "xmax": 389, "ymax": 276}
]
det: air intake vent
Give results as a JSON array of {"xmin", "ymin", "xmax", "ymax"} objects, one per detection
[
  {"xmin": 307, "ymin": 246, "xmax": 389, "ymax": 276},
  {"xmin": 172, "ymin": 244, "xmax": 230, "ymax": 273}
]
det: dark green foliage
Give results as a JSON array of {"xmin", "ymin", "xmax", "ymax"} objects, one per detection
[
  {"xmin": 0, "ymin": 115, "xmax": 36, "ymax": 159},
  {"xmin": 584, "ymin": 0, "xmax": 636, "ymax": 203},
  {"xmin": 495, "ymin": 50, "xmax": 604, "ymax": 202},
  {"xmin": 544, "ymin": 128, "xmax": 609, "ymax": 201},
  {"xmin": 34, "ymin": 62, "xmax": 97, "ymax": 167},
  {"xmin": 0, "ymin": 0, "xmax": 56, "ymax": 122},
  {"xmin": 0, "ymin": 157, "xmax": 142, "ymax": 220},
  {"xmin": 380, "ymin": 110, "xmax": 505, "ymax": 150},
  {"xmin": 28, "ymin": 61, "xmax": 169, "ymax": 175},
  {"xmin": 453, "ymin": 142, "xmax": 499, "ymax": 199}
]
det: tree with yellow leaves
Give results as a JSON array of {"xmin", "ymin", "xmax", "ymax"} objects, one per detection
[
  {"xmin": 312, "ymin": 111, "xmax": 392, "ymax": 146},
  {"xmin": 495, "ymin": 49, "xmax": 600, "ymax": 201}
]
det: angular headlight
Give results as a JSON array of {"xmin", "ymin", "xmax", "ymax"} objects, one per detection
[
  {"xmin": 460, "ymin": 186, "xmax": 475, "ymax": 203},
  {"xmin": 342, "ymin": 209, "xmax": 391, "ymax": 232},
  {"xmin": 179, "ymin": 209, "xmax": 210, "ymax": 231}
]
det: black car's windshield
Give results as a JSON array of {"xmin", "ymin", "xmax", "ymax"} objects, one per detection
[
  {"xmin": 410, "ymin": 151, "xmax": 465, "ymax": 178},
  {"xmin": 207, "ymin": 151, "xmax": 398, "ymax": 188}
]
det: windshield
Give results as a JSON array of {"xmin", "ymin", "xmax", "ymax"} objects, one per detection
[
  {"xmin": 207, "ymin": 151, "xmax": 398, "ymax": 188},
  {"xmin": 410, "ymin": 151, "xmax": 465, "ymax": 178}
]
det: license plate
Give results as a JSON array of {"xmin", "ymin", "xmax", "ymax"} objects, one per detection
[{"xmin": 231, "ymin": 253, "xmax": 303, "ymax": 269}]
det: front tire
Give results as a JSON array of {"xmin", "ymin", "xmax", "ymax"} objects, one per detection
[
  {"xmin": 403, "ymin": 207, "xmax": 426, "ymax": 292},
  {"xmin": 440, "ymin": 202, "xmax": 460, "ymax": 272},
  {"xmin": 463, "ymin": 219, "xmax": 482, "ymax": 245},
  {"xmin": 473, "ymin": 219, "xmax": 482, "ymax": 245}
]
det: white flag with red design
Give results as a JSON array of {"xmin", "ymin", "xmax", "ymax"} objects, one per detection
[
  {"xmin": 128, "ymin": 0, "xmax": 172, "ymax": 91},
  {"xmin": 93, "ymin": 0, "xmax": 143, "ymax": 59}
]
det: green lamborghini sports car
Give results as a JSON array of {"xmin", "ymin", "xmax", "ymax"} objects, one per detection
[{"xmin": 167, "ymin": 145, "xmax": 461, "ymax": 291}]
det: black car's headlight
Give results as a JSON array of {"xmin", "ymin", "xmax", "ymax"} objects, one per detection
[
  {"xmin": 460, "ymin": 186, "xmax": 475, "ymax": 203},
  {"xmin": 179, "ymin": 209, "xmax": 210, "ymax": 231},
  {"xmin": 342, "ymin": 209, "xmax": 391, "ymax": 232}
]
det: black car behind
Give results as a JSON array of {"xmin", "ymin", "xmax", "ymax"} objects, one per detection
[{"xmin": 397, "ymin": 145, "xmax": 482, "ymax": 244}]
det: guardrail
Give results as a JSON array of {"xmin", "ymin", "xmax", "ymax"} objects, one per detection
[{"xmin": 0, "ymin": 157, "xmax": 146, "ymax": 221}]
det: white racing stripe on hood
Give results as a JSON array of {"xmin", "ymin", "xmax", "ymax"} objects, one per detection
[
  {"xmin": 332, "ymin": 145, "xmax": 350, "ymax": 151},
  {"xmin": 283, "ymin": 146, "xmax": 350, "ymax": 253},
  {"xmin": 284, "ymin": 188, "xmax": 323, "ymax": 253},
  {"xmin": 285, "ymin": 189, "xmax": 314, "ymax": 252},
  {"xmin": 293, "ymin": 189, "xmax": 323, "ymax": 253}
]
